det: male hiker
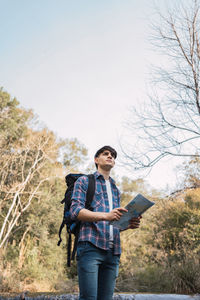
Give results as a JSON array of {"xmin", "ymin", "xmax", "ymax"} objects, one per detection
[{"xmin": 70, "ymin": 145, "xmax": 141, "ymax": 300}]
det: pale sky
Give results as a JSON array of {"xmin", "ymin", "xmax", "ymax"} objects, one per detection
[{"xmin": 0, "ymin": 0, "xmax": 185, "ymax": 191}]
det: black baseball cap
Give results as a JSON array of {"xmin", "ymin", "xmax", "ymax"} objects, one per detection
[{"xmin": 94, "ymin": 146, "xmax": 117, "ymax": 159}]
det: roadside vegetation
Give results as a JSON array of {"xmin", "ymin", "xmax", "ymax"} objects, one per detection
[
  {"xmin": 0, "ymin": 88, "xmax": 200, "ymax": 295},
  {"xmin": 1, "ymin": 0, "xmax": 200, "ymax": 294}
]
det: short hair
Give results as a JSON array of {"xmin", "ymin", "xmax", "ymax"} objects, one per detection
[{"xmin": 94, "ymin": 145, "xmax": 117, "ymax": 169}]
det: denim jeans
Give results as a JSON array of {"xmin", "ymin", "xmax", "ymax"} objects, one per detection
[{"xmin": 77, "ymin": 241, "xmax": 120, "ymax": 300}]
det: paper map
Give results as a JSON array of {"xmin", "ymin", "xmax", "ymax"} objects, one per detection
[{"xmin": 110, "ymin": 193, "xmax": 155, "ymax": 230}]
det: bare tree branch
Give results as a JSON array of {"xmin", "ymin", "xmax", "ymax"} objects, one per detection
[
  {"xmin": 122, "ymin": 0, "xmax": 200, "ymax": 170},
  {"xmin": 0, "ymin": 128, "xmax": 59, "ymax": 248}
]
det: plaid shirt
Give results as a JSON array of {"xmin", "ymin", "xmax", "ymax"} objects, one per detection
[{"xmin": 70, "ymin": 171, "xmax": 121, "ymax": 255}]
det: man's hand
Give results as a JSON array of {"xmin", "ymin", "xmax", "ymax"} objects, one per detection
[
  {"xmin": 127, "ymin": 216, "xmax": 142, "ymax": 230},
  {"xmin": 105, "ymin": 207, "xmax": 128, "ymax": 221}
]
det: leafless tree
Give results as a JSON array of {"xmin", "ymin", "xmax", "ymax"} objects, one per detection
[
  {"xmin": 0, "ymin": 129, "xmax": 59, "ymax": 249},
  {"xmin": 122, "ymin": 0, "xmax": 200, "ymax": 170}
]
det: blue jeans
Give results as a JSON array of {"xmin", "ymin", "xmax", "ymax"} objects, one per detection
[{"xmin": 77, "ymin": 241, "xmax": 120, "ymax": 300}]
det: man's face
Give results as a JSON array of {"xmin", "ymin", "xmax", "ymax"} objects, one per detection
[{"xmin": 95, "ymin": 150, "xmax": 115, "ymax": 171}]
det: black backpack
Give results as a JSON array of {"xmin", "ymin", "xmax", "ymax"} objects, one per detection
[{"xmin": 57, "ymin": 173, "xmax": 95, "ymax": 267}]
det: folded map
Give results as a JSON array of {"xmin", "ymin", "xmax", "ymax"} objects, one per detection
[{"xmin": 110, "ymin": 193, "xmax": 155, "ymax": 230}]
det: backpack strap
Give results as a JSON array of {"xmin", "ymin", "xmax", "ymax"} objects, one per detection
[
  {"xmin": 85, "ymin": 174, "xmax": 95, "ymax": 210},
  {"xmin": 67, "ymin": 232, "xmax": 72, "ymax": 267},
  {"xmin": 57, "ymin": 220, "xmax": 65, "ymax": 246},
  {"xmin": 71, "ymin": 223, "xmax": 81, "ymax": 262},
  {"xmin": 71, "ymin": 174, "xmax": 95, "ymax": 261}
]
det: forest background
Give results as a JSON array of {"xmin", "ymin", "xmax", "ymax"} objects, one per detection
[
  {"xmin": 0, "ymin": 87, "xmax": 200, "ymax": 295},
  {"xmin": 1, "ymin": 0, "xmax": 200, "ymax": 296}
]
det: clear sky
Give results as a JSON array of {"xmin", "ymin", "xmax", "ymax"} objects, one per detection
[{"xmin": 0, "ymin": 0, "xmax": 185, "ymax": 191}]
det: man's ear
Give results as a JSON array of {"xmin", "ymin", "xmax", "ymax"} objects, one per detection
[{"xmin": 94, "ymin": 157, "xmax": 99, "ymax": 165}]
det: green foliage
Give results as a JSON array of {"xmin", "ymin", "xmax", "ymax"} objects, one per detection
[
  {"xmin": 62, "ymin": 138, "xmax": 88, "ymax": 170},
  {"xmin": 1, "ymin": 87, "xmax": 200, "ymax": 295},
  {"xmin": 151, "ymin": 193, "xmax": 200, "ymax": 256},
  {"xmin": 117, "ymin": 187, "xmax": 200, "ymax": 294},
  {"xmin": 182, "ymin": 156, "xmax": 200, "ymax": 188},
  {"xmin": 0, "ymin": 88, "xmax": 88, "ymax": 293},
  {"xmin": 117, "ymin": 177, "xmax": 161, "ymax": 292},
  {"xmin": 0, "ymin": 87, "xmax": 32, "ymax": 145}
]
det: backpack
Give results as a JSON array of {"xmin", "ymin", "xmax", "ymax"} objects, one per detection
[{"xmin": 57, "ymin": 173, "xmax": 95, "ymax": 267}]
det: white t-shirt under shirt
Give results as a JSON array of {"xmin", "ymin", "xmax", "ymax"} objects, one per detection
[{"xmin": 105, "ymin": 179, "xmax": 114, "ymax": 241}]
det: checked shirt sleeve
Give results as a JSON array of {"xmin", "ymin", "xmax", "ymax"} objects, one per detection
[{"xmin": 70, "ymin": 176, "xmax": 89, "ymax": 220}]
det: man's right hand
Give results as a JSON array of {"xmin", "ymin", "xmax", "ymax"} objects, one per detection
[
  {"xmin": 78, "ymin": 207, "xmax": 128, "ymax": 223},
  {"xmin": 105, "ymin": 207, "xmax": 128, "ymax": 221}
]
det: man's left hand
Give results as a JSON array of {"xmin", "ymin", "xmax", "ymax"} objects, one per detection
[{"xmin": 127, "ymin": 216, "xmax": 142, "ymax": 230}]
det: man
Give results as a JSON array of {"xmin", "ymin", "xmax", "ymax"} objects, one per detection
[{"xmin": 70, "ymin": 145, "xmax": 141, "ymax": 300}]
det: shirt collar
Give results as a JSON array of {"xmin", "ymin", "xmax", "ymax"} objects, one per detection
[{"xmin": 94, "ymin": 171, "xmax": 115, "ymax": 184}]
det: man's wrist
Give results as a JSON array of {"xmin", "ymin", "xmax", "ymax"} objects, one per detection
[{"xmin": 99, "ymin": 212, "xmax": 108, "ymax": 221}]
